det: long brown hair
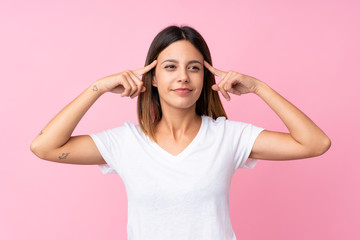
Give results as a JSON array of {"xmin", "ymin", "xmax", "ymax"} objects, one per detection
[{"xmin": 137, "ymin": 25, "xmax": 227, "ymax": 142}]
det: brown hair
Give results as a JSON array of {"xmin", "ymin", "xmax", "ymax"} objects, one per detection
[{"xmin": 137, "ymin": 25, "xmax": 227, "ymax": 142}]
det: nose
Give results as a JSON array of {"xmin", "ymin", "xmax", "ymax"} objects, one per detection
[{"xmin": 177, "ymin": 67, "xmax": 189, "ymax": 83}]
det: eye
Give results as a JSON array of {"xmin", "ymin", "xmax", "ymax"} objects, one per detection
[
  {"xmin": 164, "ymin": 65, "xmax": 176, "ymax": 69},
  {"xmin": 189, "ymin": 66, "xmax": 200, "ymax": 71}
]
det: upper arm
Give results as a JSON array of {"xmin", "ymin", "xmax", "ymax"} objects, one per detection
[
  {"xmin": 33, "ymin": 135, "xmax": 106, "ymax": 165},
  {"xmin": 249, "ymin": 130, "xmax": 324, "ymax": 160}
]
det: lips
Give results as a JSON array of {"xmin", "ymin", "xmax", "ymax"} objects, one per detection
[{"xmin": 173, "ymin": 88, "xmax": 192, "ymax": 93}]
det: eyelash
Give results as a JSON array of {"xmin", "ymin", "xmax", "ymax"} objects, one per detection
[{"xmin": 164, "ymin": 65, "xmax": 200, "ymax": 71}]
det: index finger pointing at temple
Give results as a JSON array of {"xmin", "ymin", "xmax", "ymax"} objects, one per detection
[
  {"xmin": 133, "ymin": 60, "xmax": 158, "ymax": 76},
  {"xmin": 204, "ymin": 60, "xmax": 226, "ymax": 79}
]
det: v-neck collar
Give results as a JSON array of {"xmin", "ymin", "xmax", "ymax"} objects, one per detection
[{"xmin": 146, "ymin": 115, "xmax": 207, "ymax": 161}]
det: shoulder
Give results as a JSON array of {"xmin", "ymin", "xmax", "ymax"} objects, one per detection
[
  {"xmin": 203, "ymin": 115, "xmax": 226, "ymax": 126},
  {"xmin": 203, "ymin": 115, "xmax": 252, "ymax": 129},
  {"xmin": 92, "ymin": 120, "xmax": 140, "ymax": 140},
  {"xmin": 203, "ymin": 115, "xmax": 264, "ymax": 138}
]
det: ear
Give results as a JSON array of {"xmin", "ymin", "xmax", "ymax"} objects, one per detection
[{"xmin": 152, "ymin": 75, "xmax": 157, "ymax": 87}]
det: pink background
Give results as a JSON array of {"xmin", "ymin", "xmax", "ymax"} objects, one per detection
[{"xmin": 1, "ymin": 0, "xmax": 359, "ymax": 239}]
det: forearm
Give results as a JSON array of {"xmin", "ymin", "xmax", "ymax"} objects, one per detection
[
  {"xmin": 31, "ymin": 83, "xmax": 102, "ymax": 157},
  {"xmin": 255, "ymin": 81, "xmax": 331, "ymax": 152}
]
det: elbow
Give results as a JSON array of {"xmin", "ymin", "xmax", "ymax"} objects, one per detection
[
  {"xmin": 30, "ymin": 141, "xmax": 48, "ymax": 160},
  {"xmin": 311, "ymin": 136, "xmax": 332, "ymax": 157}
]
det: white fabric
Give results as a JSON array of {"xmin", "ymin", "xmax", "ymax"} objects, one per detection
[{"xmin": 90, "ymin": 115, "xmax": 264, "ymax": 240}]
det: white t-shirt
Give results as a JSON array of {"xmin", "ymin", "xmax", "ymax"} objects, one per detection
[{"xmin": 90, "ymin": 115, "xmax": 264, "ymax": 240}]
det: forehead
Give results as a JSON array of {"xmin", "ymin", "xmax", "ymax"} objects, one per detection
[{"xmin": 157, "ymin": 40, "xmax": 203, "ymax": 61}]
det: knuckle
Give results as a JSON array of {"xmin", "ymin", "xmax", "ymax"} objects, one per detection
[
  {"xmin": 119, "ymin": 73, "xmax": 127, "ymax": 79},
  {"xmin": 132, "ymin": 81, "xmax": 138, "ymax": 88},
  {"xmin": 118, "ymin": 75, "xmax": 126, "ymax": 83}
]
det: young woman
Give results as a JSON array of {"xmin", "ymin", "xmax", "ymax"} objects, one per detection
[{"xmin": 30, "ymin": 25, "xmax": 331, "ymax": 240}]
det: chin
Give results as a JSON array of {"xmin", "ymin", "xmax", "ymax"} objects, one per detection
[
  {"xmin": 161, "ymin": 99, "xmax": 198, "ymax": 111},
  {"xmin": 173, "ymin": 103, "xmax": 197, "ymax": 110}
]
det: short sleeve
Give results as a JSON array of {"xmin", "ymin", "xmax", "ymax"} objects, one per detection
[
  {"xmin": 90, "ymin": 124, "xmax": 131, "ymax": 175},
  {"xmin": 226, "ymin": 120, "xmax": 264, "ymax": 170},
  {"xmin": 90, "ymin": 131, "xmax": 118, "ymax": 174}
]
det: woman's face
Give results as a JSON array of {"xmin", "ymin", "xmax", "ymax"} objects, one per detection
[{"xmin": 153, "ymin": 40, "xmax": 204, "ymax": 112}]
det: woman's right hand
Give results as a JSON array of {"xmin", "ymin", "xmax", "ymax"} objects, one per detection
[
  {"xmin": 95, "ymin": 60, "xmax": 157, "ymax": 99},
  {"xmin": 30, "ymin": 59, "xmax": 157, "ymax": 164}
]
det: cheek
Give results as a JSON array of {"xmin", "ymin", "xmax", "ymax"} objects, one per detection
[
  {"xmin": 155, "ymin": 77, "xmax": 167, "ymax": 90},
  {"xmin": 154, "ymin": 70, "xmax": 169, "ymax": 86},
  {"xmin": 196, "ymin": 73, "xmax": 204, "ymax": 89}
]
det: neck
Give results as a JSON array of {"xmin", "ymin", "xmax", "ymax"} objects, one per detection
[{"xmin": 156, "ymin": 105, "xmax": 201, "ymax": 140}]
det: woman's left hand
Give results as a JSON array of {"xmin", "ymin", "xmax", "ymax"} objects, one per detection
[{"xmin": 204, "ymin": 60, "xmax": 261, "ymax": 101}]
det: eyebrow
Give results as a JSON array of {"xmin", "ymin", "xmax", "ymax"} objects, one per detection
[{"xmin": 161, "ymin": 59, "xmax": 203, "ymax": 65}]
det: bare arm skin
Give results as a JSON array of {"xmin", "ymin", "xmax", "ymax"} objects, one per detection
[
  {"xmin": 204, "ymin": 61, "xmax": 331, "ymax": 160},
  {"xmin": 30, "ymin": 85, "xmax": 105, "ymax": 164},
  {"xmin": 30, "ymin": 60, "xmax": 158, "ymax": 164},
  {"xmin": 249, "ymin": 82, "xmax": 331, "ymax": 160}
]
